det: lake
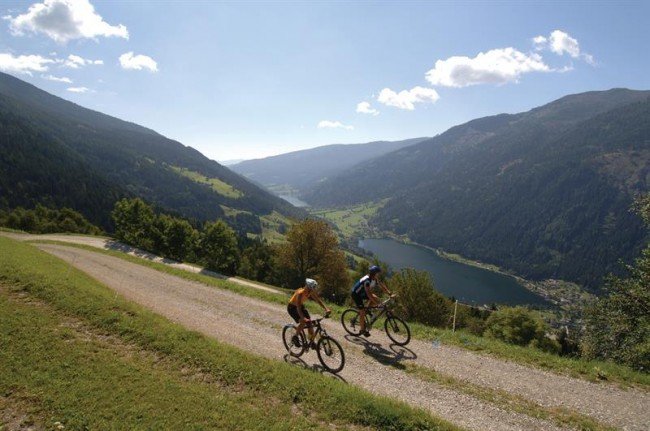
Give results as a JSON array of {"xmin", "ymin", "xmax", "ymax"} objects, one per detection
[
  {"xmin": 279, "ymin": 194, "xmax": 310, "ymax": 207},
  {"xmin": 358, "ymin": 238, "xmax": 548, "ymax": 306}
]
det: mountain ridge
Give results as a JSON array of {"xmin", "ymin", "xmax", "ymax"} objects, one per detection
[
  {"xmin": 303, "ymin": 89, "xmax": 650, "ymax": 289},
  {"xmin": 0, "ymin": 72, "xmax": 303, "ymax": 233}
]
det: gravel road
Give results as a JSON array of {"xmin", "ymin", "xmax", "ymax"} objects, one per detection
[{"xmin": 27, "ymin": 242, "xmax": 649, "ymax": 431}]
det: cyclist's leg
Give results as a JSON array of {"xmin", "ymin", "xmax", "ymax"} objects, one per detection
[
  {"xmin": 288, "ymin": 304, "xmax": 304, "ymax": 337},
  {"xmin": 352, "ymin": 292, "xmax": 369, "ymax": 334},
  {"xmin": 301, "ymin": 306, "xmax": 314, "ymax": 339}
]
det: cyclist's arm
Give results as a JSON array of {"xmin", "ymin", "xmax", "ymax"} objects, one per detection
[
  {"xmin": 378, "ymin": 281, "xmax": 393, "ymax": 296},
  {"xmin": 310, "ymin": 291, "xmax": 331, "ymax": 315},
  {"xmin": 365, "ymin": 283, "xmax": 379, "ymax": 306}
]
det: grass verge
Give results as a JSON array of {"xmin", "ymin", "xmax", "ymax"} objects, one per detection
[{"xmin": 0, "ymin": 236, "xmax": 458, "ymax": 431}]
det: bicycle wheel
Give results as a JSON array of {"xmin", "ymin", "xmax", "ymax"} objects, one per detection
[
  {"xmin": 316, "ymin": 336, "xmax": 345, "ymax": 373},
  {"xmin": 282, "ymin": 325, "xmax": 306, "ymax": 357},
  {"xmin": 341, "ymin": 308, "xmax": 362, "ymax": 336},
  {"xmin": 384, "ymin": 316, "xmax": 411, "ymax": 346}
]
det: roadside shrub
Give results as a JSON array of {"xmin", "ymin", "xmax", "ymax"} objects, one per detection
[
  {"xmin": 388, "ymin": 268, "xmax": 452, "ymax": 327},
  {"xmin": 484, "ymin": 306, "xmax": 558, "ymax": 353}
]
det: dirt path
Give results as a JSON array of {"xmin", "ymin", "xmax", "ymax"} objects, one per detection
[
  {"xmin": 30, "ymin": 243, "xmax": 649, "ymax": 431},
  {"xmin": 3, "ymin": 233, "xmax": 281, "ymax": 295}
]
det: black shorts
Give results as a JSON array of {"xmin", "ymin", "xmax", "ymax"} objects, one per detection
[
  {"xmin": 351, "ymin": 291, "xmax": 367, "ymax": 309},
  {"xmin": 287, "ymin": 304, "xmax": 310, "ymax": 323}
]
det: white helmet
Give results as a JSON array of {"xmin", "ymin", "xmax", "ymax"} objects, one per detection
[{"xmin": 305, "ymin": 278, "xmax": 319, "ymax": 290}]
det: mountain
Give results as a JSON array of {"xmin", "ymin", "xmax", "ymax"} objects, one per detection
[
  {"xmin": 304, "ymin": 89, "xmax": 650, "ymax": 289},
  {"xmin": 230, "ymin": 138, "xmax": 427, "ymax": 194},
  {"xmin": 0, "ymin": 72, "xmax": 303, "ymax": 232}
]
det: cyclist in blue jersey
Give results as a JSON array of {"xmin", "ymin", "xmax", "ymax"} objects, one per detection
[{"xmin": 350, "ymin": 265, "xmax": 393, "ymax": 337}]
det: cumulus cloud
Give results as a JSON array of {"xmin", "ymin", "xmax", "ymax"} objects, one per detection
[
  {"xmin": 425, "ymin": 48, "xmax": 550, "ymax": 88},
  {"xmin": 0, "ymin": 53, "xmax": 54, "ymax": 75},
  {"xmin": 42, "ymin": 73, "xmax": 72, "ymax": 83},
  {"xmin": 6, "ymin": 0, "xmax": 128, "ymax": 44},
  {"xmin": 377, "ymin": 86, "xmax": 440, "ymax": 110},
  {"xmin": 533, "ymin": 30, "xmax": 594, "ymax": 65},
  {"xmin": 67, "ymin": 86, "xmax": 89, "ymax": 93},
  {"xmin": 119, "ymin": 52, "xmax": 158, "ymax": 72},
  {"xmin": 317, "ymin": 120, "xmax": 354, "ymax": 130},
  {"xmin": 356, "ymin": 101, "xmax": 379, "ymax": 116},
  {"xmin": 63, "ymin": 54, "xmax": 103, "ymax": 68}
]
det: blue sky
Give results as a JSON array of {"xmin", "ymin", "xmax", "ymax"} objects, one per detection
[{"xmin": 1, "ymin": 1, "xmax": 649, "ymax": 161}]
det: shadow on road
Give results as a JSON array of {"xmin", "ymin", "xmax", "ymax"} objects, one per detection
[
  {"xmin": 344, "ymin": 334, "xmax": 416, "ymax": 369},
  {"xmin": 282, "ymin": 354, "xmax": 347, "ymax": 383}
]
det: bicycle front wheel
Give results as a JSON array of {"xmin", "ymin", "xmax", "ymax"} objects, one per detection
[
  {"xmin": 282, "ymin": 325, "xmax": 306, "ymax": 357},
  {"xmin": 341, "ymin": 308, "xmax": 362, "ymax": 336},
  {"xmin": 316, "ymin": 336, "xmax": 345, "ymax": 373},
  {"xmin": 385, "ymin": 316, "xmax": 411, "ymax": 346}
]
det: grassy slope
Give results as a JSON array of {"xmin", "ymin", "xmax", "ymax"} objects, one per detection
[
  {"xmin": 28, "ymin": 239, "xmax": 650, "ymax": 389},
  {"xmin": 311, "ymin": 201, "xmax": 385, "ymax": 239},
  {"xmin": 171, "ymin": 165, "xmax": 243, "ymax": 198},
  {"xmin": 0, "ymin": 236, "xmax": 457, "ymax": 431}
]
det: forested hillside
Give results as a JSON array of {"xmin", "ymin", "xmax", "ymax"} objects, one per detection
[
  {"xmin": 0, "ymin": 72, "xmax": 303, "ymax": 231},
  {"xmin": 231, "ymin": 137, "xmax": 427, "ymax": 193},
  {"xmin": 305, "ymin": 89, "xmax": 650, "ymax": 289}
]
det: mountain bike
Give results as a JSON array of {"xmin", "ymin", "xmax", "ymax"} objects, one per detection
[
  {"xmin": 341, "ymin": 296, "xmax": 411, "ymax": 346},
  {"xmin": 282, "ymin": 314, "xmax": 345, "ymax": 373}
]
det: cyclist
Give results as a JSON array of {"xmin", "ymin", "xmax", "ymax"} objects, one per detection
[
  {"xmin": 288, "ymin": 278, "xmax": 331, "ymax": 348},
  {"xmin": 351, "ymin": 265, "xmax": 393, "ymax": 337}
]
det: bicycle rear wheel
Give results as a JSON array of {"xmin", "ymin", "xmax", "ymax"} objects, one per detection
[
  {"xmin": 316, "ymin": 336, "xmax": 345, "ymax": 373},
  {"xmin": 385, "ymin": 316, "xmax": 411, "ymax": 346},
  {"xmin": 341, "ymin": 308, "xmax": 362, "ymax": 336},
  {"xmin": 282, "ymin": 324, "xmax": 306, "ymax": 357}
]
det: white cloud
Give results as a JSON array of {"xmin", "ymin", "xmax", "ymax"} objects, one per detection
[
  {"xmin": 63, "ymin": 54, "xmax": 102, "ymax": 68},
  {"xmin": 377, "ymin": 86, "xmax": 440, "ymax": 110},
  {"xmin": 0, "ymin": 53, "xmax": 54, "ymax": 75},
  {"xmin": 6, "ymin": 0, "xmax": 128, "ymax": 44},
  {"xmin": 356, "ymin": 101, "xmax": 379, "ymax": 116},
  {"xmin": 42, "ymin": 73, "xmax": 72, "ymax": 83},
  {"xmin": 549, "ymin": 30, "xmax": 580, "ymax": 57},
  {"xmin": 67, "ymin": 86, "xmax": 89, "ymax": 93},
  {"xmin": 425, "ymin": 48, "xmax": 550, "ymax": 88},
  {"xmin": 533, "ymin": 30, "xmax": 595, "ymax": 65},
  {"xmin": 317, "ymin": 120, "xmax": 354, "ymax": 130},
  {"xmin": 119, "ymin": 52, "xmax": 158, "ymax": 72},
  {"xmin": 532, "ymin": 35, "xmax": 547, "ymax": 50}
]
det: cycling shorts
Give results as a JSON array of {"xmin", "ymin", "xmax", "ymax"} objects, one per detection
[
  {"xmin": 351, "ymin": 291, "xmax": 367, "ymax": 309},
  {"xmin": 287, "ymin": 304, "xmax": 310, "ymax": 323}
]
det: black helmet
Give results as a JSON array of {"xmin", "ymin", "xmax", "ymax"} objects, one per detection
[{"xmin": 369, "ymin": 265, "xmax": 381, "ymax": 275}]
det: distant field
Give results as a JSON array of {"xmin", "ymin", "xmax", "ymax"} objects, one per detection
[
  {"xmin": 311, "ymin": 200, "xmax": 387, "ymax": 239},
  {"xmin": 171, "ymin": 165, "xmax": 243, "ymax": 198}
]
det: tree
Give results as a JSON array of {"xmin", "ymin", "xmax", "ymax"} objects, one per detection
[
  {"xmin": 388, "ymin": 268, "xmax": 452, "ymax": 326},
  {"xmin": 238, "ymin": 239, "xmax": 278, "ymax": 284},
  {"xmin": 277, "ymin": 219, "xmax": 349, "ymax": 303},
  {"xmin": 580, "ymin": 195, "xmax": 649, "ymax": 370},
  {"xmin": 111, "ymin": 198, "xmax": 155, "ymax": 250},
  {"xmin": 157, "ymin": 214, "xmax": 198, "ymax": 262},
  {"xmin": 199, "ymin": 220, "xmax": 240, "ymax": 275}
]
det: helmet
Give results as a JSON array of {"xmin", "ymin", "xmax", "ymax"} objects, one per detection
[
  {"xmin": 305, "ymin": 278, "xmax": 319, "ymax": 290},
  {"xmin": 369, "ymin": 265, "xmax": 381, "ymax": 275}
]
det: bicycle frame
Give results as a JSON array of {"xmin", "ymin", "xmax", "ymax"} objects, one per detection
[
  {"xmin": 363, "ymin": 297, "xmax": 395, "ymax": 328},
  {"xmin": 300, "ymin": 317, "xmax": 329, "ymax": 348}
]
